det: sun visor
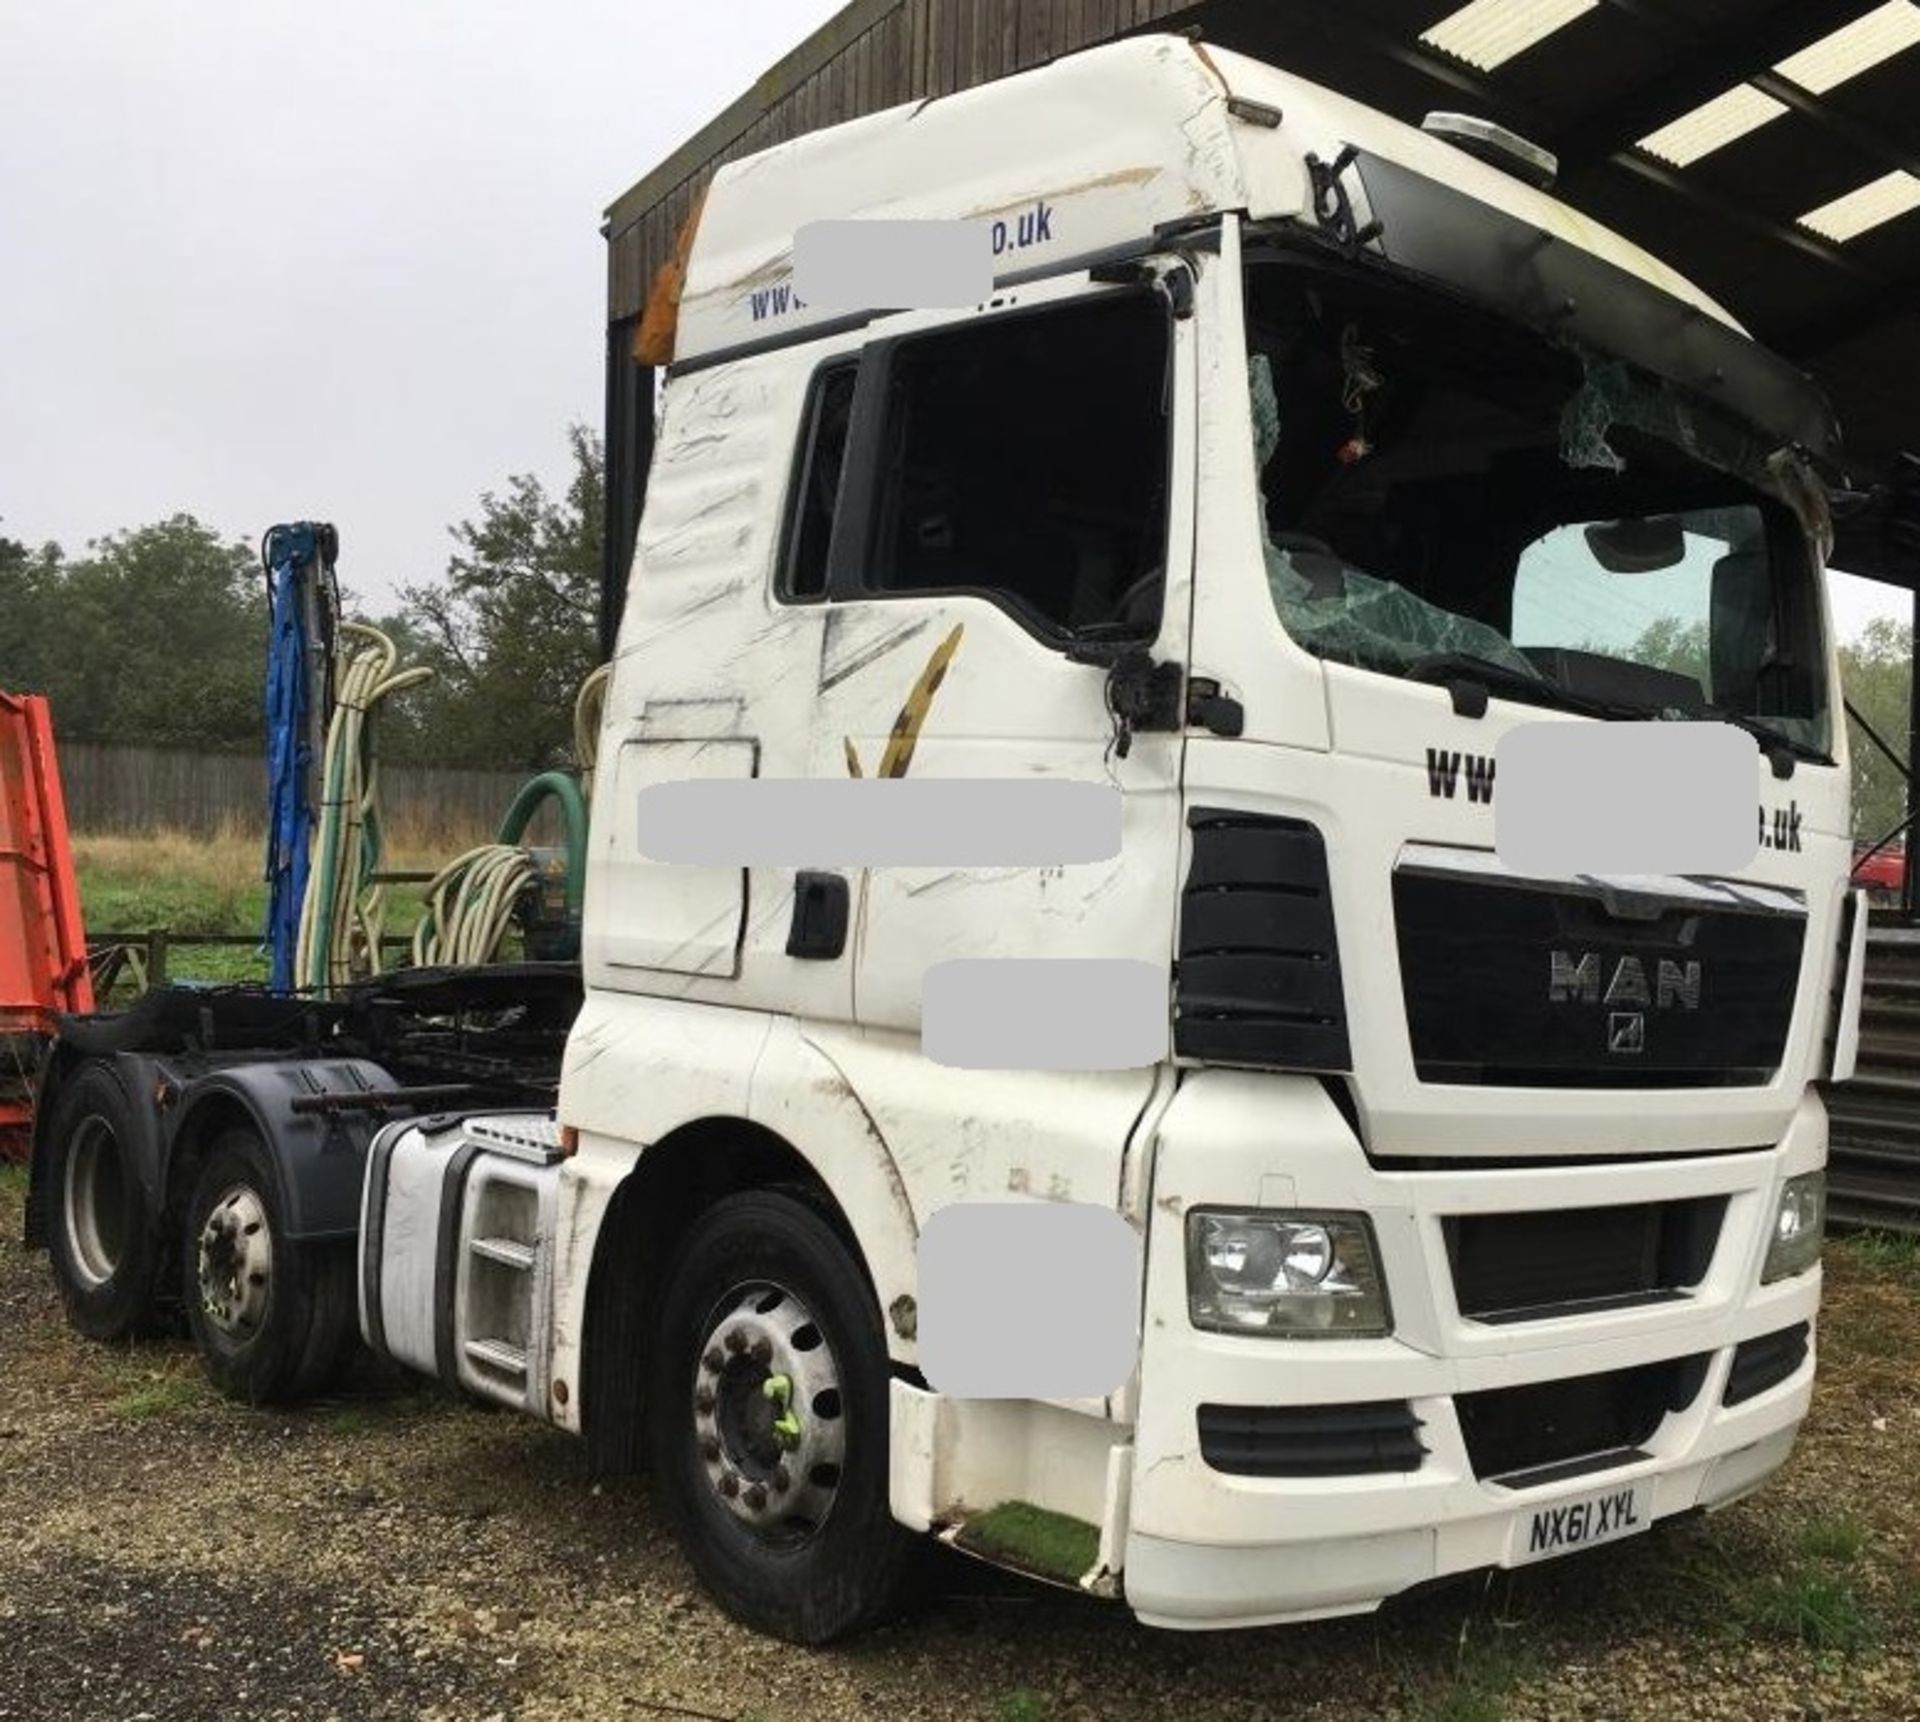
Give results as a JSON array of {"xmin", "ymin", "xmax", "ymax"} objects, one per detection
[{"xmin": 1349, "ymin": 151, "xmax": 1845, "ymax": 476}]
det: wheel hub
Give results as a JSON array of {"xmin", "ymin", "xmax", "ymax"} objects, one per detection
[
  {"xmin": 692, "ymin": 1283, "xmax": 845, "ymax": 1543},
  {"xmin": 196, "ymin": 1185, "xmax": 272, "ymax": 1335}
]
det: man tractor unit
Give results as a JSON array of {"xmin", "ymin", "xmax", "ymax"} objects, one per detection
[{"xmin": 25, "ymin": 36, "xmax": 1863, "ymax": 1642}]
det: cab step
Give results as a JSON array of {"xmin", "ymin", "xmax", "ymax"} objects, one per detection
[
  {"xmin": 463, "ymin": 1337, "xmax": 529, "ymax": 1378},
  {"xmin": 470, "ymin": 1235, "xmax": 537, "ymax": 1271}
]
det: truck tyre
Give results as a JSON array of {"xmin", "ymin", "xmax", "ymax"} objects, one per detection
[
  {"xmin": 181, "ymin": 1128, "xmax": 356, "ymax": 1405},
  {"xmin": 645, "ymin": 1189, "xmax": 919, "ymax": 1643},
  {"xmin": 46, "ymin": 1061, "xmax": 162, "ymax": 1341}
]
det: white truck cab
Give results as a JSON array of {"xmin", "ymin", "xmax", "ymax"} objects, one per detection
[{"xmin": 365, "ymin": 36, "xmax": 1857, "ymax": 1640}]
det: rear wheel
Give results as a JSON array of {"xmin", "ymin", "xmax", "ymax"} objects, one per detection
[
  {"xmin": 46, "ymin": 1061, "xmax": 161, "ymax": 1340},
  {"xmin": 182, "ymin": 1129, "xmax": 356, "ymax": 1405},
  {"xmin": 645, "ymin": 1190, "xmax": 918, "ymax": 1643}
]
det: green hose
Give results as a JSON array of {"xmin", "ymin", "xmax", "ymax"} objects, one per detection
[{"xmin": 497, "ymin": 769, "xmax": 589, "ymax": 923}]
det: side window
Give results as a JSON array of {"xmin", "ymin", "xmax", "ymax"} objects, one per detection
[
  {"xmin": 863, "ymin": 293, "xmax": 1171, "ymax": 636},
  {"xmin": 779, "ymin": 361, "xmax": 858, "ymax": 601}
]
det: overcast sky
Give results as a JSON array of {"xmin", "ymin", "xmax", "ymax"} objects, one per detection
[
  {"xmin": 2, "ymin": 0, "xmax": 1908, "ymax": 637},
  {"xmin": 0, "ymin": 0, "xmax": 845, "ymax": 610}
]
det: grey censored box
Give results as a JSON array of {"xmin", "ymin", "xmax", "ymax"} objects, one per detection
[
  {"xmin": 921, "ymin": 958, "xmax": 1166, "ymax": 1070},
  {"xmin": 634, "ymin": 778, "xmax": 1121, "ymax": 868},
  {"xmin": 793, "ymin": 219, "xmax": 993, "ymax": 311},
  {"xmin": 1496, "ymin": 721, "xmax": 1759, "ymax": 876},
  {"xmin": 917, "ymin": 1202, "xmax": 1140, "ymax": 1399}
]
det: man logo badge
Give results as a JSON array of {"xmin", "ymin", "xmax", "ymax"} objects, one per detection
[{"xmin": 1608, "ymin": 1011, "xmax": 1646, "ymax": 1055}]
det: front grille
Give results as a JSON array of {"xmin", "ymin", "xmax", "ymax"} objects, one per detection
[
  {"xmin": 1445, "ymin": 1197, "xmax": 1727, "ymax": 1322},
  {"xmin": 1724, "ymin": 1323, "xmax": 1811, "ymax": 1406},
  {"xmin": 1197, "ymin": 1401, "xmax": 1425, "ymax": 1477},
  {"xmin": 1457, "ymin": 1354, "xmax": 1709, "ymax": 1484},
  {"xmin": 1394, "ymin": 860, "xmax": 1804, "ymax": 1088}
]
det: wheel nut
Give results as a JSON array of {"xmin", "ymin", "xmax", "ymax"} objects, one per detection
[
  {"xmin": 700, "ymin": 1437, "xmax": 721, "ymax": 1462},
  {"xmin": 702, "ymin": 1348, "xmax": 723, "ymax": 1373},
  {"xmin": 694, "ymin": 1389, "xmax": 715, "ymax": 1415},
  {"xmin": 749, "ymin": 1336, "xmax": 772, "ymax": 1364},
  {"xmin": 724, "ymin": 1329, "xmax": 746, "ymax": 1354},
  {"xmin": 745, "ymin": 1484, "xmax": 767, "ymax": 1511},
  {"xmin": 719, "ymin": 1473, "xmax": 740, "ymax": 1498}
]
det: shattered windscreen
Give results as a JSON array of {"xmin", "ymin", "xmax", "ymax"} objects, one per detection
[{"xmin": 1242, "ymin": 259, "xmax": 1832, "ymax": 758}]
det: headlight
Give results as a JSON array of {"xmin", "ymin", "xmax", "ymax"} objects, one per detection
[
  {"xmin": 1186, "ymin": 1209, "xmax": 1391, "ymax": 1337},
  {"xmin": 1762, "ymin": 1171, "xmax": 1825, "ymax": 1284}
]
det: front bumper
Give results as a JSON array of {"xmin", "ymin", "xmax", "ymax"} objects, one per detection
[{"xmin": 1122, "ymin": 1074, "xmax": 1825, "ymax": 1629}]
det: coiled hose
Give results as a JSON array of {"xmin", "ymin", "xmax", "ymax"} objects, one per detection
[
  {"xmin": 295, "ymin": 623, "xmax": 433, "ymax": 994},
  {"xmin": 574, "ymin": 662, "xmax": 611, "ymax": 805},
  {"xmin": 412, "ymin": 771, "xmax": 589, "ymax": 968}
]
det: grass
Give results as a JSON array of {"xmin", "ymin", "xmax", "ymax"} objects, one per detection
[
  {"xmin": 994, "ymin": 1693, "xmax": 1051, "ymax": 1722},
  {"xmin": 1682, "ymin": 1511, "xmax": 1880, "ymax": 1656},
  {"xmin": 956, "ymin": 1502, "xmax": 1100, "ymax": 1584},
  {"xmin": 1841, "ymin": 1229, "xmax": 1920, "ymax": 1276},
  {"xmin": 1738, "ymin": 1561, "xmax": 1876, "ymax": 1654},
  {"xmin": 1410, "ymin": 1618, "xmax": 1539, "ymax": 1722},
  {"xmin": 1797, "ymin": 1515, "xmax": 1869, "ymax": 1565},
  {"xmin": 72, "ymin": 826, "xmax": 487, "ymax": 995},
  {"xmin": 114, "ymin": 1374, "xmax": 209, "ymax": 1421}
]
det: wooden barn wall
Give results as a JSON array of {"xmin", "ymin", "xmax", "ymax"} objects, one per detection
[{"xmin": 608, "ymin": 0, "xmax": 1193, "ymax": 322}]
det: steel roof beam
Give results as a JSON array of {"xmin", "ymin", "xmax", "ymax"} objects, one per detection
[
  {"xmin": 1595, "ymin": 0, "xmax": 1920, "ymax": 182},
  {"xmin": 1551, "ymin": 0, "xmax": 1882, "ymax": 173},
  {"xmin": 1776, "ymin": 272, "xmax": 1920, "ymax": 359}
]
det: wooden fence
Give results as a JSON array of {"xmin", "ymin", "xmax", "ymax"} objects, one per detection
[{"xmin": 59, "ymin": 740, "xmax": 539, "ymax": 843}]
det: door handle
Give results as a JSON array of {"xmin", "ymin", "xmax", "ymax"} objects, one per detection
[{"xmin": 786, "ymin": 871, "xmax": 850, "ymax": 960}]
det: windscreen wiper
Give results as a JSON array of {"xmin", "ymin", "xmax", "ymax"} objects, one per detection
[
  {"xmin": 1405, "ymin": 652, "xmax": 1627, "ymax": 721},
  {"xmin": 1710, "ymin": 709, "xmax": 1832, "ymax": 778}
]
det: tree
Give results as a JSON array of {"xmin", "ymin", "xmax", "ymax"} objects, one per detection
[
  {"xmin": 1839, "ymin": 616, "xmax": 1912, "ymax": 848},
  {"xmin": 0, "ymin": 516, "xmax": 262, "ymax": 746},
  {"xmin": 399, "ymin": 425, "xmax": 603, "ymax": 770},
  {"xmin": 1626, "ymin": 616, "xmax": 1709, "ymax": 688},
  {"xmin": 0, "ymin": 531, "xmax": 66, "ymax": 698},
  {"xmin": 1625, "ymin": 611, "xmax": 1910, "ymax": 844}
]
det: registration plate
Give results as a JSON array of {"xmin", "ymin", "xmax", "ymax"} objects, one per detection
[{"xmin": 1512, "ymin": 1482, "xmax": 1649, "ymax": 1566}]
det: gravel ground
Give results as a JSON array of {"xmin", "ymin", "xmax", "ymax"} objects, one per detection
[{"xmin": 2, "ymin": 1165, "xmax": 1917, "ymax": 1722}]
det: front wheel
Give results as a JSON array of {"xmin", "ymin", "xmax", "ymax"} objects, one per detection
[
  {"xmin": 181, "ymin": 1129, "xmax": 356, "ymax": 1405},
  {"xmin": 645, "ymin": 1190, "xmax": 919, "ymax": 1643}
]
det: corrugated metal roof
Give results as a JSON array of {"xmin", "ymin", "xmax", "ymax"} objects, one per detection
[{"xmin": 606, "ymin": 0, "xmax": 1920, "ymax": 574}]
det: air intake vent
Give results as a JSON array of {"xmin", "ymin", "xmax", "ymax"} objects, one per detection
[
  {"xmin": 1198, "ymin": 1401, "xmax": 1425, "ymax": 1477},
  {"xmin": 1457, "ymin": 1354, "xmax": 1709, "ymax": 1483},
  {"xmin": 1175, "ymin": 809, "xmax": 1350, "ymax": 1071},
  {"xmin": 1724, "ymin": 1322, "xmax": 1811, "ymax": 1406},
  {"xmin": 1445, "ymin": 1196, "xmax": 1727, "ymax": 1323}
]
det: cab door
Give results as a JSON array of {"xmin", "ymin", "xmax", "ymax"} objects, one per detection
[{"xmin": 798, "ymin": 268, "xmax": 1197, "ymax": 1070}]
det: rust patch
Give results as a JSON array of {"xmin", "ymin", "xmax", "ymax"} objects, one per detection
[
  {"xmin": 636, "ymin": 183, "xmax": 709, "ymax": 366},
  {"xmin": 964, "ymin": 167, "xmax": 1158, "ymax": 222}
]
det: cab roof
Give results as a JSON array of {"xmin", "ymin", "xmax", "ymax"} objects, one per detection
[{"xmin": 669, "ymin": 34, "xmax": 1746, "ymax": 367}]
